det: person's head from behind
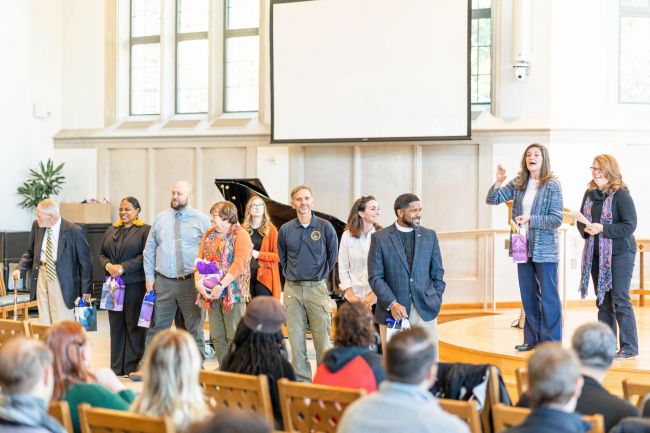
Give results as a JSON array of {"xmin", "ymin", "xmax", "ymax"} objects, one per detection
[
  {"xmin": 0, "ymin": 337, "xmax": 54, "ymax": 401},
  {"xmin": 133, "ymin": 329, "xmax": 207, "ymax": 429},
  {"xmin": 334, "ymin": 301, "xmax": 375, "ymax": 348},
  {"xmin": 571, "ymin": 322, "xmax": 616, "ymax": 374},
  {"xmin": 385, "ymin": 327, "xmax": 436, "ymax": 386},
  {"xmin": 47, "ymin": 321, "xmax": 92, "ymax": 400},
  {"xmin": 223, "ymin": 297, "xmax": 288, "ymax": 374},
  {"xmin": 393, "ymin": 193, "xmax": 421, "ymax": 228},
  {"xmin": 189, "ymin": 410, "xmax": 271, "ymax": 433},
  {"xmin": 527, "ymin": 343, "xmax": 583, "ymax": 411}
]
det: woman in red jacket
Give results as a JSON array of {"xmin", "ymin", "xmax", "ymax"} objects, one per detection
[{"xmin": 242, "ymin": 196, "xmax": 281, "ymax": 299}]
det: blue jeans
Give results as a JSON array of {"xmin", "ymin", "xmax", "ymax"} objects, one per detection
[
  {"xmin": 591, "ymin": 250, "xmax": 638, "ymax": 354},
  {"xmin": 517, "ymin": 259, "xmax": 562, "ymax": 345}
]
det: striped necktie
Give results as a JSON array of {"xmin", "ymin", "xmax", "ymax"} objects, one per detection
[{"xmin": 45, "ymin": 228, "xmax": 56, "ymax": 283}]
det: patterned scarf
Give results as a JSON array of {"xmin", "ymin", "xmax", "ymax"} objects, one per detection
[
  {"xmin": 579, "ymin": 191, "xmax": 614, "ymax": 305},
  {"xmin": 202, "ymin": 224, "xmax": 251, "ymax": 312}
]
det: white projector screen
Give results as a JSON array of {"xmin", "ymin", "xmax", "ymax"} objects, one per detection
[{"xmin": 271, "ymin": 0, "xmax": 470, "ymax": 143}]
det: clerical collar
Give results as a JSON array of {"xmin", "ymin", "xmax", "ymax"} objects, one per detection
[{"xmin": 395, "ymin": 222, "xmax": 414, "ymax": 233}]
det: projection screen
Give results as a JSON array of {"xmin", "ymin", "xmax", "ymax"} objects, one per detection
[{"xmin": 270, "ymin": 0, "xmax": 470, "ymax": 143}]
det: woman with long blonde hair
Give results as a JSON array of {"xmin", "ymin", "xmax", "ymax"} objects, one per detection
[
  {"xmin": 242, "ymin": 195, "xmax": 281, "ymax": 299},
  {"xmin": 131, "ymin": 329, "xmax": 210, "ymax": 432},
  {"xmin": 577, "ymin": 154, "xmax": 638, "ymax": 360}
]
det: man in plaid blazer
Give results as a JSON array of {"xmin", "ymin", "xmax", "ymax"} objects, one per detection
[{"xmin": 368, "ymin": 193, "xmax": 445, "ymax": 356}]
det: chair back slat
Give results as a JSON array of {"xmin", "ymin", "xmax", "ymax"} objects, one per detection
[
  {"xmin": 0, "ymin": 319, "xmax": 31, "ymax": 347},
  {"xmin": 78, "ymin": 403, "xmax": 175, "ymax": 433},
  {"xmin": 438, "ymin": 398, "xmax": 482, "ymax": 433},
  {"xmin": 622, "ymin": 379, "xmax": 650, "ymax": 410},
  {"xmin": 49, "ymin": 401, "xmax": 74, "ymax": 433},
  {"xmin": 277, "ymin": 378, "xmax": 364, "ymax": 433},
  {"xmin": 514, "ymin": 367, "xmax": 529, "ymax": 398},
  {"xmin": 199, "ymin": 370, "xmax": 274, "ymax": 424},
  {"xmin": 30, "ymin": 321, "xmax": 52, "ymax": 342},
  {"xmin": 492, "ymin": 403, "xmax": 605, "ymax": 433}
]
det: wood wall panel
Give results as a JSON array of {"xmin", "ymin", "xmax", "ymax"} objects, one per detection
[
  {"xmin": 302, "ymin": 146, "xmax": 354, "ymax": 221},
  {"xmin": 360, "ymin": 145, "xmax": 414, "ymax": 228},
  {"xmin": 108, "ymin": 149, "xmax": 148, "ymax": 221},
  {"xmin": 154, "ymin": 148, "xmax": 196, "ymax": 215},
  {"xmin": 201, "ymin": 147, "xmax": 248, "ymax": 213}
]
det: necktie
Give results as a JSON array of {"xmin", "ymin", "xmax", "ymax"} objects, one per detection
[
  {"xmin": 45, "ymin": 228, "xmax": 56, "ymax": 283},
  {"xmin": 175, "ymin": 212, "xmax": 184, "ymax": 277}
]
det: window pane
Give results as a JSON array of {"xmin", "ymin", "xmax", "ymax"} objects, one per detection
[
  {"xmin": 478, "ymin": 46, "xmax": 491, "ymax": 75},
  {"xmin": 177, "ymin": 39, "xmax": 209, "ymax": 113},
  {"xmin": 225, "ymin": 36, "xmax": 259, "ymax": 112},
  {"xmin": 131, "ymin": 43, "xmax": 161, "ymax": 115},
  {"xmin": 477, "ymin": 18, "xmax": 491, "ymax": 46},
  {"xmin": 477, "ymin": 75, "xmax": 491, "ymax": 103},
  {"xmin": 620, "ymin": 0, "xmax": 649, "ymax": 7},
  {"xmin": 620, "ymin": 16, "xmax": 650, "ymax": 103},
  {"xmin": 177, "ymin": 0, "xmax": 209, "ymax": 33},
  {"xmin": 227, "ymin": 0, "xmax": 259, "ymax": 30},
  {"xmin": 131, "ymin": 0, "xmax": 161, "ymax": 37}
]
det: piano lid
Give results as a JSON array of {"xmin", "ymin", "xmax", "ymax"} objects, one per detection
[{"xmin": 214, "ymin": 178, "xmax": 346, "ymax": 238}]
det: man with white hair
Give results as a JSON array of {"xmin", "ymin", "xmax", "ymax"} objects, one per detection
[
  {"xmin": 142, "ymin": 181, "xmax": 210, "ymax": 356},
  {"xmin": 0, "ymin": 337, "xmax": 65, "ymax": 433},
  {"xmin": 13, "ymin": 198, "xmax": 93, "ymax": 324}
]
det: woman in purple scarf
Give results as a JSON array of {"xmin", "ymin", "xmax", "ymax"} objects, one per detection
[{"xmin": 578, "ymin": 154, "xmax": 638, "ymax": 360}]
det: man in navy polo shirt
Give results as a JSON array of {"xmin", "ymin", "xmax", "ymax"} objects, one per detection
[{"xmin": 278, "ymin": 185, "xmax": 338, "ymax": 382}]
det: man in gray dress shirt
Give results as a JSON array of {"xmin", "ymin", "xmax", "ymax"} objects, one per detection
[{"xmin": 142, "ymin": 181, "xmax": 210, "ymax": 355}]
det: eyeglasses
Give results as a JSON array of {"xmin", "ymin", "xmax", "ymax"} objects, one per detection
[
  {"xmin": 251, "ymin": 203, "xmax": 265, "ymax": 208},
  {"xmin": 590, "ymin": 167, "xmax": 603, "ymax": 173}
]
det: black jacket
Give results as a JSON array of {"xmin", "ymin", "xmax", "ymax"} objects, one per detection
[
  {"xmin": 98, "ymin": 224, "xmax": 151, "ymax": 285},
  {"xmin": 17, "ymin": 219, "xmax": 93, "ymax": 309},
  {"xmin": 504, "ymin": 407, "xmax": 590, "ymax": 433}
]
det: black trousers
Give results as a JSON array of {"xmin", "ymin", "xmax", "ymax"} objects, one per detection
[
  {"xmin": 592, "ymin": 250, "xmax": 638, "ymax": 354},
  {"xmin": 109, "ymin": 281, "xmax": 147, "ymax": 375},
  {"xmin": 250, "ymin": 267, "xmax": 272, "ymax": 298}
]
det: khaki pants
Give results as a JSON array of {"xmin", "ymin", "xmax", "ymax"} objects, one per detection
[
  {"xmin": 36, "ymin": 270, "xmax": 75, "ymax": 324},
  {"xmin": 379, "ymin": 305, "xmax": 438, "ymax": 361},
  {"xmin": 284, "ymin": 280, "xmax": 332, "ymax": 383},
  {"xmin": 208, "ymin": 300, "xmax": 247, "ymax": 367}
]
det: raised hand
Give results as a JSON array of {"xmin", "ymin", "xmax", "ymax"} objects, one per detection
[{"xmin": 496, "ymin": 164, "xmax": 507, "ymax": 185}]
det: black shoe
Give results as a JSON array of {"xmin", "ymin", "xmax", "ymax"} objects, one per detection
[
  {"xmin": 614, "ymin": 351, "xmax": 637, "ymax": 360},
  {"xmin": 515, "ymin": 343, "xmax": 535, "ymax": 352}
]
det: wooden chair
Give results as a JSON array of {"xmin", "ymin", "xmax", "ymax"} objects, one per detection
[
  {"xmin": 77, "ymin": 403, "xmax": 175, "ymax": 433},
  {"xmin": 199, "ymin": 370, "xmax": 274, "ymax": 424},
  {"xmin": 0, "ymin": 318, "xmax": 31, "ymax": 348},
  {"xmin": 277, "ymin": 378, "xmax": 365, "ymax": 433},
  {"xmin": 492, "ymin": 403, "xmax": 605, "ymax": 433},
  {"xmin": 481, "ymin": 365, "xmax": 504, "ymax": 433},
  {"xmin": 29, "ymin": 321, "xmax": 52, "ymax": 342},
  {"xmin": 49, "ymin": 401, "xmax": 74, "ymax": 433},
  {"xmin": 439, "ymin": 398, "xmax": 482, "ymax": 433},
  {"xmin": 514, "ymin": 367, "xmax": 529, "ymax": 398},
  {"xmin": 622, "ymin": 379, "xmax": 650, "ymax": 410},
  {"xmin": 0, "ymin": 263, "xmax": 38, "ymax": 320}
]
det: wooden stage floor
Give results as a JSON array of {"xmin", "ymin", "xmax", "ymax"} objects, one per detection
[{"xmin": 438, "ymin": 306, "xmax": 650, "ymax": 400}]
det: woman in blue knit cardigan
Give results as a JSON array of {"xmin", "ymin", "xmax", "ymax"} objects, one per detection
[{"xmin": 486, "ymin": 143, "xmax": 564, "ymax": 351}]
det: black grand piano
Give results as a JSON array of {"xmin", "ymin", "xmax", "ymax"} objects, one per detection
[{"xmin": 214, "ymin": 179, "xmax": 346, "ymax": 298}]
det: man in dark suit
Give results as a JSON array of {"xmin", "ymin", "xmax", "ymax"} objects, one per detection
[
  {"xmin": 368, "ymin": 193, "xmax": 445, "ymax": 356},
  {"xmin": 12, "ymin": 198, "xmax": 93, "ymax": 324}
]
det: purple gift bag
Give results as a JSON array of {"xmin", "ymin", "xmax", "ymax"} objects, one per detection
[
  {"xmin": 100, "ymin": 276, "xmax": 125, "ymax": 311},
  {"xmin": 511, "ymin": 233, "xmax": 528, "ymax": 263},
  {"xmin": 138, "ymin": 291, "xmax": 156, "ymax": 328}
]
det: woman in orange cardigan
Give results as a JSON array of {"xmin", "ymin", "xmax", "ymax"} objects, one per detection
[
  {"xmin": 242, "ymin": 195, "xmax": 281, "ymax": 299},
  {"xmin": 195, "ymin": 200, "xmax": 252, "ymax": 365}
]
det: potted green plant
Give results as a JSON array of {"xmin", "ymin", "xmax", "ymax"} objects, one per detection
[{"xmin": 16, "ymin": 159, "xmax": 66, "ymax": 210}]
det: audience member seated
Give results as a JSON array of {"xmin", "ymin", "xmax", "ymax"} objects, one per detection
[
  {"xmin": 517, "ymin": 322, "xmax": 638, "ymax": 431},
  {"xmin": 47, "ymin": 321, "xmax": 136, "ymax": 433},
  {"xmin": 504, "ymin": 342, "xmax": 587, "ymax": 433},
  {"xmin": 188, "ymin": 410, "xmax": 271, "ymax": 433},
  {"xmin": 337, "ymin": 327, "xmax": 469, "ymax": 433},
  {"xmin": 131, "ymin": 329, "xmax": 211, "ymax": 432},
  {"xmin": 0, "ymin": 337, "xmax": 66, "ymax": 433},
  {"xmin": 608, "ymin": 417, "xmax": 650, "ymax": 433},
  {"xmin": 220, "ymin": 296, "xmax": 295, "ymax": 430},
  {"xmin": 313, "ymin": 301, "xmax": 385, "ymax": 392}
]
